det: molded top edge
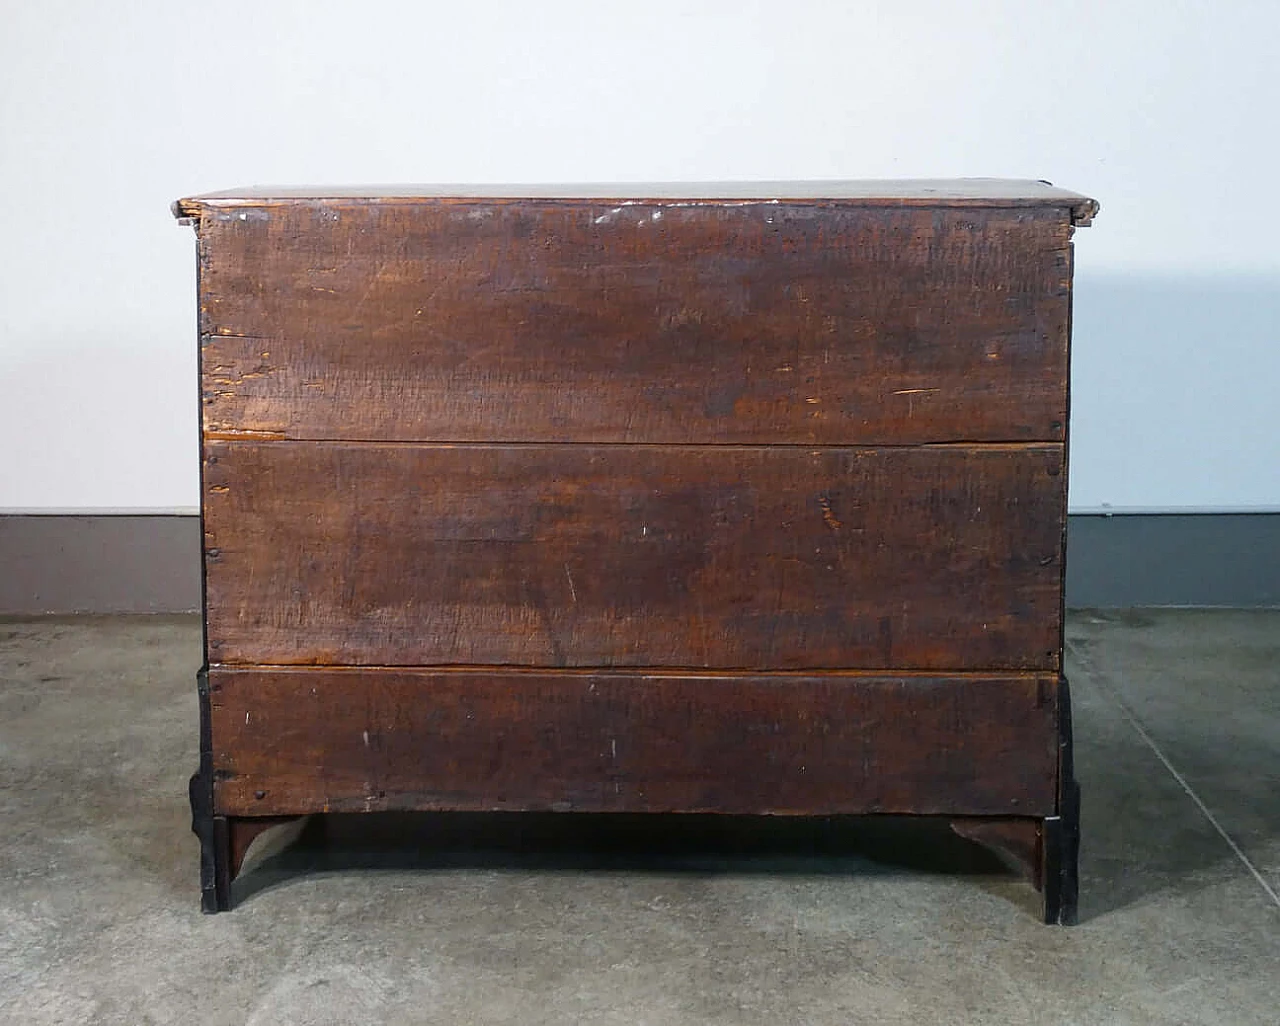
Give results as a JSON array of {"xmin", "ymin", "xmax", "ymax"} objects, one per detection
[{"xmin": 174, "ymin": 179, "xmax": 1099, "ymax": 225}]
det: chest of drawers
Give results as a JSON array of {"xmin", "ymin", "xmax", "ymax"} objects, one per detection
[{"xmin": 175, "ymin": 180, "xmax": 1096, "ymax": 922}]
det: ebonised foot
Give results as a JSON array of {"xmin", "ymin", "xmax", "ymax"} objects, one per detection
[
  {"xmin": 950, "ymin": 675, "xmax": 1080, "ymax": 924},
  {"xmin": 190, "ymin": 773, "xmax": 298, "ymax": 913},
  {"xmin": 189, "ymin": 767, "xmax": 227, "ymax": 912},
  {"xmin": 191, "ymin": 667, "xmax": 300, "ymax": 911},
  {"xmin": 949, "ymin": 809, "xmax": 1077, "ymax": 925}
]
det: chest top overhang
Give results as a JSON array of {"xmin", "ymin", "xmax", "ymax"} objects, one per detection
[{"xmin": 174, "ymin": 179, "xmax": 1098, "ymax": 227}]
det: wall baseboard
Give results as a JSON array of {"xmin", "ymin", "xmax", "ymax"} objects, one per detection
[
  {"xmin": 1064, "ymin": 512, "xmax": 1279, "ymax": 608},
  {"xmin": 1, "ymin": 513, "xmax": 1276, "ymax": 615},
  {"xmin": 0, "ymin": 515, "xmax": 201, "ymax": 614}
]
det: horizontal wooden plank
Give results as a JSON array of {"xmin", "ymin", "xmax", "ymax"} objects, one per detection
[
  {"xmin": 209, "ymin": 667, "xmax": 1061, "ymax": 817},
  {"xmin": 198, "ymin": 202, "xmax": 1070, "ymax": 444},
  {"xmin": 203, "ymin": 441, "xmax": 1066, "ymax": 669}
]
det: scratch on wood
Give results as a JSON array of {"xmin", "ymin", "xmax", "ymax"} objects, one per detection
[
  {"xmin": 204, "ymin": 429, "xmax": 288, "ymax": 440},
  {"xmin": 819, "ymin": 496, "xmax": 842, "ymax": 532}
]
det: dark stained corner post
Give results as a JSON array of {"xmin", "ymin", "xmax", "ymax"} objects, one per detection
[
  {"xmin": 950, "ymin": 674, "xmax": 1080, "ymax": 924},
  {"xmin": 174, "ymin": 180, "xmax": 1096, "ymax": 919},
  {"xmin": 188, "ymin": 668, "xmax": 223, "ymax": 912}
]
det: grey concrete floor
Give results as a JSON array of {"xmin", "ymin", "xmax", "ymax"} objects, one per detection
[{"xmin": 0, "ymin": 611, "xmax": 1277, "ymax": 1025}]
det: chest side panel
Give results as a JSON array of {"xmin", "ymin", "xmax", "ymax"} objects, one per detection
[{"xmin": 197, "ymin": 201, "xmax": 1070, "ymax": 445}]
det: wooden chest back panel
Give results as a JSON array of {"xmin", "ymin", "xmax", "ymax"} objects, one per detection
[
  {"xmin": 203, "ymin": 440, "xmax": 1065, "ymax": 669},
  {"xmin": 199, "ymin": 202, "xmax": 1070, "ymax": 445},
  {"xmin": 208, "ymin": 667, "xmax": 1061, "ymax": 817}
]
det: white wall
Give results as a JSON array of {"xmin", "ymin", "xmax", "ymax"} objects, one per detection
[{"xmin": 1, "ymin": 0, "xmax": 1276, "ymax": 512}]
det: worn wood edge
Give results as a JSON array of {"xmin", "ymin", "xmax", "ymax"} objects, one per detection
[
  {"xmin": 172, "ymin": 197, "xmax": 201, "ymax": 226},
  {"xmin": 207, "ymin": 665, "xmax": 1059, "ymax": 681},
  {"xmin": 174, "ymin": 192, "xmax": 1096, "ymax": 225},
  {"xmin": 200, "ymin": 435, "xmax": 1070, "ymax": 450},
  {"xmin": 177, "ymin": 195, "xmax": 1088, "ymax": 212},
  {"xmin": 172, "ymin": 177, "xmax": 1094, "ymax": 203},
  {"xmin": 199, "ymin": 439, "xmax": 1066, "ymax": 453},
  {"xmin": 1069, "ymin": 197, "xmax": 1100, "ymax": 227}
]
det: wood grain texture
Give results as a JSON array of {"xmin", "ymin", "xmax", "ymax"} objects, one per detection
[
  {"xmin": 178, "ymin": 181, "xmax": 1093, "ymax": 919},
  {"xmin": 209, "ymin": 667, "xmax": 1061, "ymax": 817},
  {"xmin": 202, "ymin": 440, "xmax": 1066, "ymax": 669},
  {"xmin": 197, "ymin": 202, "xmax": 1071, "ymax": 444}
]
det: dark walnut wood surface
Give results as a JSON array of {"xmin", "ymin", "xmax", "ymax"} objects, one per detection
[
  {"xmin": 202, "ymin": 440, "xmax": 1065, "ymax": 669},
  {"xmin": 208, "ymin": 667, "xmax": 1061, "ymax": 818},
  {"xmin": 177, "ymin": 181, "xmax": 1095, "ymax": 921},
  {"xmin": 197, "ymin": 202, "xmax": 1071, "ymax": 445}
]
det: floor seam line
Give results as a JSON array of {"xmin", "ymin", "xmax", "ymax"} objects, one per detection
[{"xmin": 1066, "ymin": 636, "xmax": 1280, "ymax": 910}]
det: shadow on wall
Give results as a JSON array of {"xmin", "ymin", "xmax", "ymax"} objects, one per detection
[
  {"xmin": 1069, "ymin": 270, "xmax": 1280, "ymax": 512},
  {"xmin": 1065, "ymin": 270, "xmax": 1280, "ymax": 608}
]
